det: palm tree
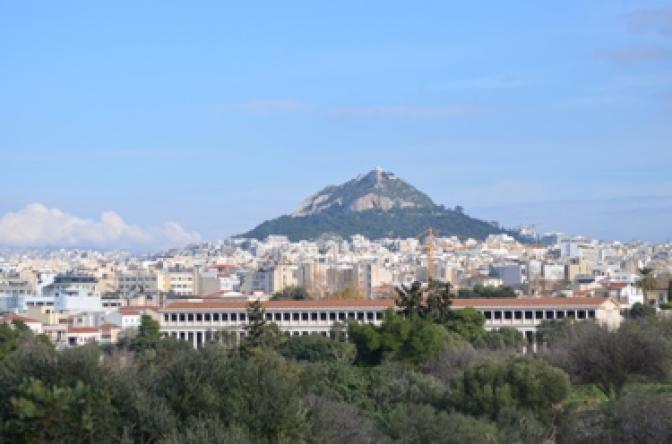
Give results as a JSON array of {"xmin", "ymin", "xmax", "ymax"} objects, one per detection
[
  {"xmin": 636, "ymin": 267, "xmax": 658, "ymax": 305},
  {"xmin": 395, "ymin": 281, "xmax": 423, "ymax": 317},
  {"xmin": 425, "ymin": 279, "xmax": 454, "ymax": 323}
]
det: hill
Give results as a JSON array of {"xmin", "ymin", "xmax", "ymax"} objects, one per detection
[{"xmin": 241, "ymin": 168, "xmax": 510, "ymax": 241}]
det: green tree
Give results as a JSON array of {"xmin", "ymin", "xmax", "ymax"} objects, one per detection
[
  {"xmin": 4, "ymin": 377, "xmax": 115, "ymax": 443},
  {"xmin": 395, "ymin": 281, "xmax": 423, "ymax": 317},
  {"xmin": 349, "ymin": 314, "xmax": 449, "ymax": 366},
  {"xmin": 473, "ymin": 327, "xmax": 525, "ymax": 351},
  {"xmin": 279, "ymin": 335, "xmax": 355, "ymax": 363},
  {"xmin": 636, "ymin": 267, "xmax": 657, "ymax": 304},
  {"xmin": 453, "ymin": 357, "xmax": 570, "ymax": 424},
  {"xmin": 425, "ymin": 279, "xmax": 454, "ymax": 323},
  {"xmin": 541, "ymin": 320, "xmax": 672, "ymax": 397},
  {"xmin": 131, "ymin": 314, "xmax": 162, "ymax": 351},
  {"xmin": 380, "ymin": 403, "xmax": 498, "ymax": 444},
  {"xmin": 243, "ymin": 299, "xmax": 283, "ymax": 351},
  {"xmin": 629, "ymin": 302, "xmax": 656, "ymax": 319},
  {"xmin": 445, "ymin": 308, "xmax": 486, "ymax": 342}
]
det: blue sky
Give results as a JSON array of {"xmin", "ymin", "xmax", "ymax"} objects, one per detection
[{"xmin": 1, "ymin": 1, "xmax": 671, "ymax": 248}]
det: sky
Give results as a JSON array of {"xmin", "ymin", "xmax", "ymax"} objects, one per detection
[{"xmin": 1, "ymin": 1, "xmax": 671, "ymax": 250}]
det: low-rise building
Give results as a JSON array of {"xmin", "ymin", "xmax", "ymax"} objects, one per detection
[{"xmin": 160, "ymin": 299, "xmax": 394, "ymax": 348}]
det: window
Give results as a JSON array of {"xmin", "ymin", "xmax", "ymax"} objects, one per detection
[
  {"xmin": 213, "ymin": 313, "xmax": 219, "ymax": 321},
  {"xmin": 171, "ymin": 313, "xmax": 177, "ymax": 322},
  {"xmin": 376, "ymin": 312, "xmax": 383, "ymax": 320},
  {"xmin": 556, "ymin": 311, "xmax": 565, "ymax": 319},
  {"xmin": 588, "ymin": 310, "xmax": 595, "ymax": 319},
  {"xmin": 504, "ymin": 311, "xmax": 512, "ymax": 320},
  {"xmin": 275, "ymin": 313, "xmax": 282, "ymax": 321},
  {"xmin": 231, "ymin": 313, "xmax": 237, "ymax": 321},
  {"xmin": 347, "ymin": 312, "xmax": 355, "ymax": 320},
  {"xmin": 222, "ymin": 313, "xmax": 228, "ymax": 321},
  {"xmin": 578, "ymin": 310, "xmax": 586, "ymax": 319},
  {"xmin": 357, "ymin": 312, "xmax": 364, "ymax": 320},
  {"xmin": 367, "ymin": 312, "xmax": 374, "ymax": 320},
  {"xmin": 535, "ymin": 311, "xmax": 543, "ymax": 319},
  {"xmin": 330, "ymin": 312, "xmax": 337, "ymax": 321},
  {"xmin": 163, "ymin": 314, "xmax": 169, "ymax": 322},
  {"xmin": 293, "ymin": 313, "xmax": 300, "ymax": 321},
  {"xmin": 567, "ymin": 310, "xmax": 576, "ymax": 319},
  {"xmin": 239, "ymin": 313, "xmax": 246, "ymax": 321},
  {"xmin": 311, "ymin": 312, "xmax": 318, "ymax": 321},
  {"xmin": 514, "ymin": 311, "xmax": 522, "ymax": 320},
  {"xmin": 546, "ymin": 311, "xmax": 554, "ymax": 319},
  {"xmin": 338, "ymin": 312, "xmax": 345, "ymax": 321},
  {"xmin": 204, "ymin": 313, "xmax": 211, "ymax": 321},
  {"xmin": 266, "ymin": 313, "xmax": 273, "ymax": 321},
  {"xmin": 484, "ymin": 311, "xmax": 492, "ymax": 320},
  {"xmin": 187, "ymin": 313, "xmax": 194, "ymax": 322},
  {"xmin": 283, "ymin": 312, "xmax": 290, "ymax": 321},
  {"xmin": 301, "ymin": 312, "xmax": 309, "ymax": 321},
  {"xmin": 196, "ymin": 313, "xmax": 202, "ymax": 322},
  {"xmin": 494, "ymin": 311, "xmax": 502, "ymax": 320},
  {"xmin": 320, "ymin": 312, "xmax": 327, "ymax": 321},
  {"xmin": 524, "ymin": 311, "xmax": 533, "ymax": 320}
]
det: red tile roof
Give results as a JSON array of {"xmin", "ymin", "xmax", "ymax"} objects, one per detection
[
  {"xmin": 163, "ymin": 298, "xmax": 396, "ymax": 311},
  {"xmin": 451, "ymin": 297, "xmax": 612, "ymax": 308},
  {"xmin": 0, "ymin": 314, "xmax": 41, "ymax": 324},
  {"xmin": 67, "ymin": 327, "xmax": 100, "ymax": 334}
]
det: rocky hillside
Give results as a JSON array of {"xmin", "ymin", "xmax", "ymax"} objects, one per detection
[{"xmin": 242, "ymin": 169, "xmax": 511, "ymax": 241}]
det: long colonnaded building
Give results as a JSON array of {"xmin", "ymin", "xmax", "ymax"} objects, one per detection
[{"xmin": 160, "ymin": 296, "xmax": 623, "ymax": 348}]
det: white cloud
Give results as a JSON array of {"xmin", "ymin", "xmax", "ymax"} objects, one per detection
[{"xmin": 0, "ymin": 203, "xmax": 200, "ymax": 250}]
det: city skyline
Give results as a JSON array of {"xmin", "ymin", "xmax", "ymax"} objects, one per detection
[{"xmin": 2, "ymin": 1, "xmax": 671, "ymax": 248}]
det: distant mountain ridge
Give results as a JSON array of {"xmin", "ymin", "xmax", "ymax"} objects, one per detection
[{"xmin": 242, "ymin": 169, "xmax": 512, "ymax": 241}]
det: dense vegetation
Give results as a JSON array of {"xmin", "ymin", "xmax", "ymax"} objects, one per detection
[
  {"xmin": 2, "ymin": 285, "xmax": 672, "ymax": 442},
  {"xmin": 242, "ymin": 207, "xmax": 510, "ymax": 241},
  {"xmin": 457, "ymin": 284, "xmax": 517, "ymax": 298}
]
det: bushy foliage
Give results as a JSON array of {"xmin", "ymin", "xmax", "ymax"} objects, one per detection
[
  {"xmin": 452, "ymin": 357, "xmax": 570, "ymax": 424},
  {"xmin": 5, "ymin": 305, "xmax": 672, "ymax": 442},
  {"xmin": 541, "ymin": 320, "xmax": 672, "ymax": 397},
  {"xmin": 243, "ymin": 207, "xmax": 511, "ymax": 241},
  {"xmin": 348, "ymin": 314, "xmax": 450, "ymax": 365}
]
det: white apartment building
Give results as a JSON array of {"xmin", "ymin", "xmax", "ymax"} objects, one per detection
[
  {"xmin": 160, "ymin": 299, "xmax": 395, "ymax": 348},
  {"xmin": 160, "ymin": 270, "xmax": 196, "ymax": 296},
  {"xmin": 543, "ymin": 264, "xmax": 566, "ymax": 281},
  {"xmin": 116, "ymin": 270, "xmax": 158, "ymax": 296},
  {"xmin": 43, "ymin": 273, "xmax": 101, "ymax": 312}
]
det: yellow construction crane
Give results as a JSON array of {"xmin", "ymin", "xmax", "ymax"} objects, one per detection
[{"xmin": 416, "ymin": 227, "xmax": 436, "ymax": 282}]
